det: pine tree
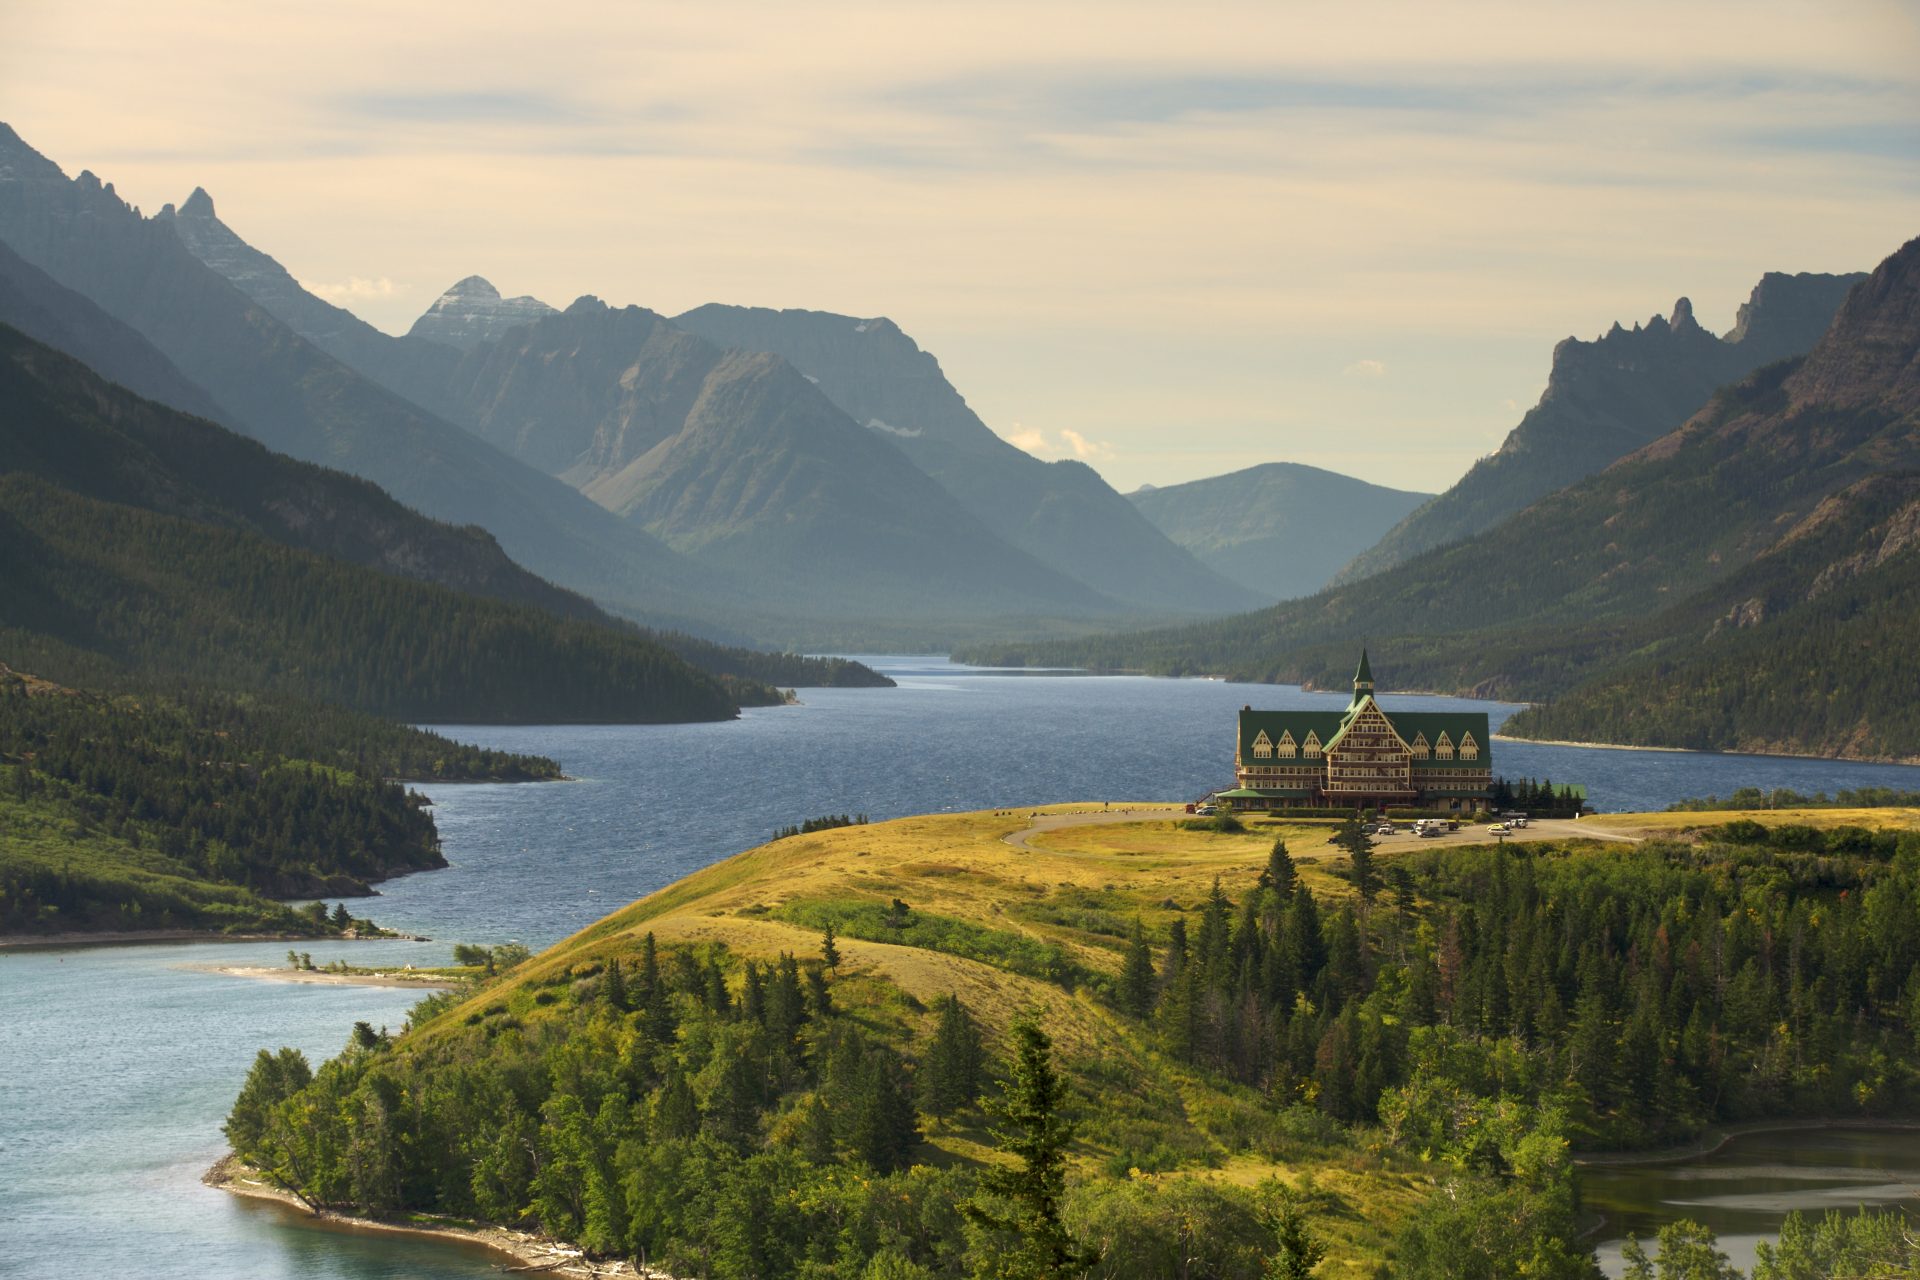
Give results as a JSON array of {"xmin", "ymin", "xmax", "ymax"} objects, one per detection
[
  {"xmin": 821, "ymin": 922, "xmax": 841, "ymax": 974},
  {"xmin": 1266, "ymin": 839, "xmax": 1296, "ymax": 897},
  {"xmin": 602, "ymin": 957, "xmax": 628, "ymax": 1011},
  {"xmin": 1339, "ymin": 817, "xmax": 1380, "ymax": 904},
  {"xmin": 850, "ymin": 1047, "xmax": 920, "ymax": 1171},
  {"xmin": 964, "ymin": 1016, "xmax": 1093, "ymax": 1280},
  {"xmin": 805, "ymin": 963, "xmax": 834, "ymax": 1018},
  {"xmin": 920, "ymin": 993, "xmax": 985, "ymax": 1116},
  {"xmin": 1263, "ymin": 1195, "xmax": 1325, "ymax": 1280},
  {"xmin": 1120, "ymin": 919, "xmax": 1156, "ymax": 1018}
]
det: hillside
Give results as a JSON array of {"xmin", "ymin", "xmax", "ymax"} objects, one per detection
[
  {"xmin": 1127, "ymin": 463, "xmax": 1430, "ymax": 601},
  {"xmin": 0, "ymin": 665, "xmax": 558, "ymax": 936},
  {"xmin": 1337, "ymin": 272, "xmax": 1862, "ymax": 582},
  {"xmin": 0, "ymin": 325, "xmax": 774, "ymax": 721},
  {"xmin": 673, "ymin": 303, "xmax": 1259, "ymax": 614},
  {"xmin": 222, "ymin": 805, "xmax": 1920, "ymax": 1277},
  {"xmin": 961, "ymin": 236, "xmax": 1920, "ymax": 759},
  {"xmin": 0, "ymin": 123, "xmax": 740, "ymax": 630}
]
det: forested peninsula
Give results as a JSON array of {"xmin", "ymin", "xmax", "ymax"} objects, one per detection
[
  {"xmin": 221, "ymin": 805, "xmax": 1920, "ymax": 1278},
  {"xmin": 0, "ymin": 665, "xmax": 559, "ymax": 937}
]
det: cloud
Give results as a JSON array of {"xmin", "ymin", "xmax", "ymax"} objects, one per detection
[
  {"xmin": 299, "ymin": 276, "xmax": 406, "ymax": 303},
  {"xmin": 1006, "ymin": 424, "xmax": 1114, "ymax": 462},
  {"xmin": 1343, "ymin": 359, "xmax": 1388, "ymax": 378}
]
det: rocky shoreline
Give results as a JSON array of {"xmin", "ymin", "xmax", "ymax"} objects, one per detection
[{"xmin": 205, "ymin": 1155, "xmax": 670, "ymax": 1278}]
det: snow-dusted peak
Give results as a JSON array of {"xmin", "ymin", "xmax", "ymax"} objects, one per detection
[{"xmin": 408, "ymin": 276, "xmax": 558, "ymax": 350}]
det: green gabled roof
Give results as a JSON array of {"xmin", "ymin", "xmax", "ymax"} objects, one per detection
[
  {"xmin": 1238, "ymin": 705, "xmax": 1493, "ymax": 763},
  {"xmin": 1239, "ymin": 709, "xmax": 1349, "ymax": 761},
  {"xmin": 1354, "ymin": 648, "xmax": 1374, "ymax": 689}
]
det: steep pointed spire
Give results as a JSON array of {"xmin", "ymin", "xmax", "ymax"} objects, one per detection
[{"xmin": 1352, "ymin": 648, "xmax": 1375, "ymax": 704}]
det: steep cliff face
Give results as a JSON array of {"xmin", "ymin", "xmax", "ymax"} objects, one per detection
[{"xmin": 1335, "ymin": 270, "xmax": 1865, "ymax": 583}]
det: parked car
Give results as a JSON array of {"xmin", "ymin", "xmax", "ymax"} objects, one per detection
[
  {"xmin": 1419, "ymin": 825, "xmax": 1441, "ymax": 838},
  {"xmin": 1487, "ymin": 822, "xmax": 1509, "ymax": 834},
  {"xmin": 1195, "ymin": 804, "xmax": 1217, "ymax": 815}
]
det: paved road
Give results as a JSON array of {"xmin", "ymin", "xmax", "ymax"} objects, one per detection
[{"xmin": 1000, "ymin": 806, "xmax": 1184, "ymax": 852}]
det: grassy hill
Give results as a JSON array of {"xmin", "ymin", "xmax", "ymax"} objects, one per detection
[{"xmin": 223, "ymin": 805, "xmax": 1920, "ymax": 1277}]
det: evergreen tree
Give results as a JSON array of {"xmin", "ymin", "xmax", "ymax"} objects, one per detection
[
  {"xmin": 920, "ymin": 993, "xmax": 985, "ymax": 1117},
  {"xmin": 1338, "ymin": 817, "xmax": 1381, "ymax": 904},
  {"xmin": 1265, "ymin": 839, "xmax": 1297, "ymax": 897},
  {"xmin": 964, "ymin": 1016, "xmax": 1093, "ymax": 1280},
  {"xmin": 1120, "ymin": 919, "xmax": 1156, "ymax": 1018},
  {"xmin": 805, "ymin": 963, "xmax": 833, "ymax": 1018},
  {"xmin": 602, "ymin": 957, "xmax": 628, "ymax": 1011},
  {"xmin": 1262, "ymin": 1195, "xmax": 1325, "ymax": 1280},
  {"xmin": 849, "ymin": 1047, "xmax": 920, "ymax": 1172},
  {"xmin": 822, "ymin": 921, "xmax": 841, "ymax": 974}
]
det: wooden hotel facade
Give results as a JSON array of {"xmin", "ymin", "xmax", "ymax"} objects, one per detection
[{"xmin": 1223, "ymin": 651, "xmax": 1493, "ymax": 812}]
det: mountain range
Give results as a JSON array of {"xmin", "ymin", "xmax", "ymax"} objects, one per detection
[
  {"xmin": 1336, "ymin": 271, "xmax": 1863, "ymax": 582},
  {"xmin": 960, "ymin": 235, "xmax": 1920, "ymax": 760},
  {"xmin": 130, "ymin": 161, "xmax": 1264, "ymax": 636},
  {"xmin": 1126, "ymin": 463, "xmax": 1430, "ymax": 601}
]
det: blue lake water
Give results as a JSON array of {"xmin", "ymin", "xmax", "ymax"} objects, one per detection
[{"xmin": 7, "ymin": 657, "xmax": 1920, "ymax": 1278}]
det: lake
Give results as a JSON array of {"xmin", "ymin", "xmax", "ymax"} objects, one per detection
[{"xmin": 6, "ymin": 657, "xmax": 1920, "ymax": 1278}]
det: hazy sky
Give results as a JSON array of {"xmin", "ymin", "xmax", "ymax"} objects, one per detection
[{"xmin": 5, "ymin": 1, "xmax": 1918, "ymax": 492}]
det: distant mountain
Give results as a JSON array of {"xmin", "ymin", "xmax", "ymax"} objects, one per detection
[
  {"xmin": 407, "ymin": 274, "xmax": 558, "ymax": 349},
  {"xmin": 671, "ymin": 304, "xmax": 1259, "ymax": 613},
  {"xmin": 961, "ymin": 235, "xmax": 1920, "ymax": 760},
  {"xmin": 0, "ymin": 323, "xmax": 757, "ymax": 722},
  {"xmin": 0, "ymin": 123, "xmax": 728, "ymax": 631},
  {"xmin": 0, "ymin": 253, "xmax": 891, "ymax": 689},
  {"xmin": 148, "ymin": 181, "xmax": 1238, "ymax": 631},
  {"xmin": 1336, "ymin": 273, "xmax": 1863, "ymax": 582},
  {"xmin": 1126, "ymin": 462, "xmax": 1430, "ymax": 601}
]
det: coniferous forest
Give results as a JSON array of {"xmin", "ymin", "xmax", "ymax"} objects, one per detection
[
  {"xmin": 0, "ymin": 667, "xmax": 560, "ymax": 934},
  {"xmin": 226, "ymin": 822, "xmax": 1920, "ymax": 1278}
]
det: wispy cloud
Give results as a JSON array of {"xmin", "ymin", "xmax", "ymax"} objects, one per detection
[
  {"xmin": 1343, "ymin": 359, "xmax": 1387, "ymax": 378},
  {"xmin": 300, "ymin": 275, "xmax": 407, "ymax": 303},
  {"xmin": 1008, "ymin": 424, "xmax": 1115, "ymax": 461}
]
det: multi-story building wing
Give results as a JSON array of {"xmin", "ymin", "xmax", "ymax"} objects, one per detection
[{"xmin": 1224, "ymin": 651, "xmax": 1492, "ymax": 812}]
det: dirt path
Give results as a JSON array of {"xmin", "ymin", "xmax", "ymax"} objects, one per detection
[{"xmin": 1000, "ymin": 806, "xmax": 1186, "ymax": 852}]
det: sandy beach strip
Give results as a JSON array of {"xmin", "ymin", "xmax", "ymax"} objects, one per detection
[{"xmin": 186, "ymin": 964, "xmax": 460, "ymax": 989}]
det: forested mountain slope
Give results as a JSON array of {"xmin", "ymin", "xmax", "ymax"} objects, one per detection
[
  {"xmin": 961, "ymin": 235, "xmax": 1920, "ymax": 758},
  {"xmin": 1337, "ymin": 273, "xmax": 1861, "ymax": 583},
  {"xmin": 1128, "ymin": 463, "xmax": 1430, "ymax": 601},
  {"xmin": 0, "ymin": 123, "xmax": 732, "ymax": 629},
  {"xmin": 0, "ymin": 327, "xmax": 767, "ymax": 722},
  {"xmin": 673, "ymin": 303, "xmax": 1258, "ymax": 613}
]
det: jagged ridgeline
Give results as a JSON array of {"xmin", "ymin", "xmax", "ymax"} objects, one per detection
[
  {"xmin": 958, "ymin": 235, "xmax": 1920, "ymax": 761},
  {"xmin": 0, "ymin": 323, "xmax": 785, "ymax": 722},
  {"xmin": 219, "ymin": 810, "xmax": 1920, "ymax": 1277},
  {"xmin": 0, "ymin": 666, "xmax": 556, "ymax": 935}
]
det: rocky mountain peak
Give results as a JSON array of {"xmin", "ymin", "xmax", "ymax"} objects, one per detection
[
  {"xmin": 1724, "ymin": 269, "xmax": 1868, "ymax": 365},
  {"xmin": 180, "ymin": 186, "xmax": 216, "ymax": 218},
  {"xmin": 407, "ymin": 276, "xmax": 558, "ymax": 350},
  {"xmin": 1670, "ymin": 297, "xmax": 1698, "ymax": 331},
  {"xmin": 1785, "ymin": 236, "xmax": 1920, "ymax": 411},
  {"xmin": 564, "ymin": 295, "xmax": 608, "ymax": 315},
  {"xmin": 446, "ymin": 275, "xmax": 500, "ymax": 299}
]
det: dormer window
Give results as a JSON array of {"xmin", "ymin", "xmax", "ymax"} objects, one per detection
[
  {"xmin": 1459, "ymin": 732, "xmax": 1478, "ymax": 761},
  {"xmin": 1252, "ymin": 731, "xmax": 1273, "ymax": 759},
  {"xmin": 1435, "ymin": 732, "xmax": 1454, "ymax": 761},
  {"xmin": 1411, "ymin": 733, "xmax": 1430, "ymax": 760},
  {"xmin": 1303, "ymin": 731, "xmax": 1321, "ymax": 759},
  {"xmin": 1276, "ymin": 731, "xmax": 1297, "ymax": 759}
]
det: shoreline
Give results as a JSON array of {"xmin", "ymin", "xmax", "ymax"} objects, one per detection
[
  {"xmin": 1494, "ymin": 732, "xmax": 1920, "ymax": 767},
  {"xmin": 1572, "ymin": 1115, "xmax": 1920, "ymax": 1169},
  {"xmin": 185, "ymin": 963, "xmax": 459, "ymax": 990},
  {"xmin": 0, "ymin": 929, "xmax": 430, "ymax": 952},
  {"xmin": 206, "ymin": 1155, "xmax": 664, "ymax": 1277}
]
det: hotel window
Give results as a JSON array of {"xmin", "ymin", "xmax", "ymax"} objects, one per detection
[
  {"xmin": 1435, "ymin": 732, "xmax": 1454, "ymax": 761},
  {"xmin": 1459, "ymin": 733, "xmax": 1478, "ymax": 761},
  {"xmin": 1303, "ymin": 732, "xmax": 1321, "ymax": 758},
  {"xmin": 1277, "ymin": 732, "xmax": 1297, "ymax": 758},
  {"xmin": 1252, "ymin": 731, "xmax": 1272, "ymax": 759},
  {"xmin": 1410, "ymin": 733, "xmax": 1429, "ymax": 760}
]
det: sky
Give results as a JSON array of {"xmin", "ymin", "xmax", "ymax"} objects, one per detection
[{"xmin": 4, "ymin": 1, "xmax": 1918, "ymax": 494}]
